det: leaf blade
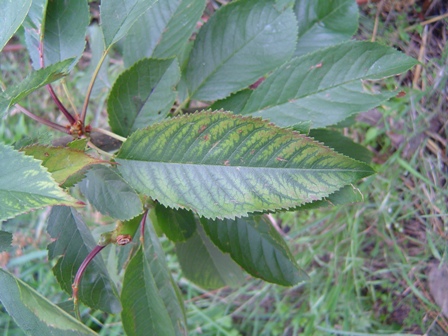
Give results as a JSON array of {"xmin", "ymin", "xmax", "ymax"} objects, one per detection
[
  {"xmin": 116, "ymin": 111, "xmax": 374, "ymax": 219},
  {"xmin": 0, "ymin": 268, "xmax": 96, "ymax": 335},
  {"xmin": 0, "ymin": 0, "xmax": 32, "ymax": 52},
  {"xmin": 185, "ymin": 0, "xmax": 298, "ymax": 101},
  {"xmin": 0, "ymin": 142, "xmax": 78, "ymax": 222},
  {"xmin": 0, "ymin": 230, "xmax": 13, "ymax": 252}
]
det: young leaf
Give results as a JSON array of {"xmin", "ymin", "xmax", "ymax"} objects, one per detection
[
  {"xmin": 0, "ymin": 0, "xmax": 32, "ymax": 52},
  {"xmin": 293, "ymin": 0, "xmax": 358, "ymax": 57},
  {"xmin": 201, "ymin": 215, "xmax": 307, "ymax": 286},
  {"xmin": 0, "ymin": 230, "xmax": 13, "ymax": 252},
  {"xmin": 0, "ymin": 269, "xmax": 96, "ymax": 335},
  {"xmin": 154, "ymin": 203, "xmax": 196, "ymax": 242},
  {"xmin": 241, "ymin": 42, "xmax": 418, "ymax": 128},
  {"xmin": 0, "ymin": 58, "xmax": 74, "ymax": 115},
  {"xmin": 22, "ymin": 145, "xmax": 106, "ymax": 186},
  {"xmin": 108, "ymin": 58, "xmax": 180, "ymax": 137},
  {"xmin": 100, "ymin": 0, "xmax": 158, "ymax": 48},
  {"xmin": 185, "ymin": 0, "xmax": 298, "ymax": 101},
  {"xmin": 0, "ymin": 142, "xmax": 78, "ymax": 222},
  {"xmin": 123, "ymin": 0, "xmax": 206, "ymax": 67},
  {"xmin": 116, "ymin": 111, "xmax": 374, "ymax": 219},
  {"xmin": 121, "ymin": 217, "xmax": 188, "ymax": 336},
  {"xmin": 175, "ymin": 224, "xmax": 245, "ymax": 290},
  {"xmin": 78, "ymin": 166, "xmax": 143, "ymax": 221},
  {"xmin": 42, "ymin": 0, "xmax": 89, "ymax": 66},
  {"xmin": 47, "ymin": 206, "xmax": 121, "ymax": 314},
  {"xmin": 309, "ymin": 129, "xmax": 373, "ymax": 164}
]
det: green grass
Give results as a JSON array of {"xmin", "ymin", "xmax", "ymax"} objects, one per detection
[{"xmin": 1, "ymin": 2, "xmax": 447, "ymax": 335}]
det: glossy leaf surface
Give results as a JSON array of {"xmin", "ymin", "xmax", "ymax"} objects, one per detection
[
  {"xmin": 47, "ymin": 206, "xmax": 121, "ymax": 314},
  {"xmin": 185, "ymin": 0, "xmax": 298, "ymax": 101},
  {"xmin": 108, "ymin": 58, "xmax": 180, "ymax": 137},
  {"xmin": 124, "ymin": 0, "xmax": 206, "ymax": 67},
  {"xmin": 0, "ymin": 143, "xmax": 77, "ymax": 222},
  {"xmin": 201, "ymin": 215, "xmax": 308, "ymax": 285},
  {"xmin": 116, "ymin": 111, "xmax": 374, "ymax": 219},
  {"xmin": 241, "ymin": 42, "xmax": 418, "ymax": 128},
  {"xmin": 0, "ymin": 269, "xmax": 96, "ymax": 335},
  {"xmin": 0, "ymin": 0, "xmax": 32, "ymax": 51},
  {"xmin": 294, "ymin": 0, "xmax": 358, "ymax": 57}
]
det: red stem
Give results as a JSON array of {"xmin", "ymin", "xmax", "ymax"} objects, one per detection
[
  {"xmin": 38, "ymin": 38, "xmax": 75, "ymax": 124},
  {"xmin": 16, "ymin": 104, "xmax": 70, "ymax": 134},
  {"xmin": 72, "ymin": 245, "xmax": 105, "ymax": 304}
]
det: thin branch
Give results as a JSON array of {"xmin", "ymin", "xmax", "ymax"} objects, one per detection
[
  {"xmin": 87, "ymin": 141, "xmax": 113, "ymax": 158},
  {"xmin": 91, "ymin": 127, "xmax": 127, "ymax": 142},
  {"xmin": 61, "ymin": 78, "xmax": 80, "ymax": 116},
  {"xmin": 16, "ymin": 104, "xmax": 70, "ymax": 134},
  {"xmin": 38, "ymin": 38, "xmax": 75, "ymax": 123},
  {"xmin": 80, "ymin": 49, "xmax": 109, "ymax": 124}
]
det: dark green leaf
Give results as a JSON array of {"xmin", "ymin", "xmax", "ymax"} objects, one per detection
[
  {"xmin": 0, "ymin": 269, "xmax": 96, "ymax": 335},
  {"xmin": 201, "ymin": 215, "xmax": 307, "ymax": 286},
  {"xmin": 175, "ymin": 224, "xmax": 245, "ymax": 289},
  {"xmin": 47, "ymin": 206, "xmax": 121, "ymax": 314},
  {"xmin": 78, "ymin": 166, "xmax": 143, "ymax": 221},
  {"xmin": 185, "ymin": 0, "xmax": 298, "ymax": 101},
  {"xmin": 42, "ymin": 0, "xmax": 89, "ymax": 66},
  {"xmin": 0, "ymin": 142, "xmax": 78, "ymax": 222},
  {"xmin": 154, "ymin": 203, "xmax": 196, "ymax": 242},
  {"xmin": 241, "ymin": 41, "xmax": 417, "ymax": 128},
  {"xmin": 210, "ymin": 89, "xmax": 253, "ymax": 115},
  {"xmin": 309, "ymin": 129, "xmax": 373, "ymax": 164},
  {"xmin": 0, "ymin": 231, "xmax": 13, "ymax": 251},
  {"xmin": 123, "ymin": 0, "xmax": 206, "ymax": 67},
  {"xmin": 116, "ymin": 111, "xmax": 374, "ymax": 219},
  {"xmin": 22, "ymin": 145, "xmax": 106, "ymax": 185},
  {"xmin": 0, "ymin": 0, "xmax": 32, "ymax": 51},
  {"xmin": 108, "ymin": 58, "xmax": 180, "ymax": 137},
  {"xmin": 0, "ymin": 59, "xmax": 74, "ymax": 115},
  {"xmin": 100, "ymin": 0, "xmax": 158, "ymax": 48},
  {"xmin": 293, "ymin": 0, "xmax": 358, "ymax": 57},
  {"xmin": 121, "ymin": 218, "xmax": 187, "ymax": 336}
]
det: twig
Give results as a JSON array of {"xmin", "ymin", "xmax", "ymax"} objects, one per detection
[
  {"xmin": 15, "ymin": 104, "xmax": 70, "ymax": 134},
  {"xmin": 61, "ymin": 78, "xmax": 80, "ymax": 116},
  {"xmin": 87, "ymin": 141, "xmax": 113, "ymax": 158},
  {"xmin": 90, "ymin": 127, "xmax": 126, "ymax": 142},
  {"xmin": 80, "ymin": 50, "xmax": 109, "ymax": 124},
  {"xmin": 371, "ymin": 0, "xmax": 385, "ymax": 42},
  {"xmin": 265, "ymin": 213, "xmax": 286, "ymax": 236},
  {"xmin": 413, "ymin": 25, "xmax": 428, "ymax": 90},
  {"xmin": 405, "ymin": 12, "xmax": 448, "ymax": 32}
]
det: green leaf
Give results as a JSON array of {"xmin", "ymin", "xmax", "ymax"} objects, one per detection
[
  {"xmin": 47, "ymin": 206, "xmax": 121, "ymax": 314},
  {"xmin": 309, "ymin": 129, "xmax": 372, "ymax": 164},
  {"xmin": 23, "ymin": 0, "xmax": 47, "ymax": 70},
  {"xmin": 154, "ymin": 203, "xmax": 196, "ymax": 242},
  {"xmin": 293, "ymin": 0, "xmax": 358, "ymax": 57},
  {"xmin": 0, "ymin": 268, "xmax": 96, "ymax": 335},
  {"xmin": 22, "ymin": 145, "xmax": 106, "ymax": 185},
  {"xmin": 0, "ymin": 0, "xmax": 32, "ymax": 51},
  {"xmin": 0, "ymin": 142, "xmax": 78, "ymax": 222},
  {"xmin": 185, "ymin": 0, "xmax": 298, "ymax": 101},
  {"xmin": 241, "ymin": 42, "xmax": 418, "ymax": 128},
  {"xmin": 116, "ymin": 111, "xmax": 374, "ymax": 219},
  {"xmin": 78, "ymin": 166, "xmax": 143, "ymax": 221},
  {"xmin": 123, "ymin": 0, "xmax": 206, "ymax": 67},
  {"xmin": 42, "ymin": 0, "xmax": 89, "ymax": 66},
  {"xmin": 175, "ymin": 223, "xmax": 245, "ymax": 289},
  {"xmin": 121, "ymin": 217, "xmax": 187, "ymax": 336},
  {"xmin": 0, "ymin": 59, "xmax": 74, "ymax": 115},
  {"xmin": 108, "ymin": 58, "xmax": 180, "ymax": 137},
  {"xmin": 210, "ymin": 89, "xmax": 253, "ymax": 115},
  {"xmin": 100, "ymin": 0, "xmax": 158, "ymax": 48},
  {"xmin": 201, "ymin": 215, "xmax": 307, "ymax": 286},
  {"xmin": 0, "ymin": 230, "xmax": 12, "ymax": 251}
]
